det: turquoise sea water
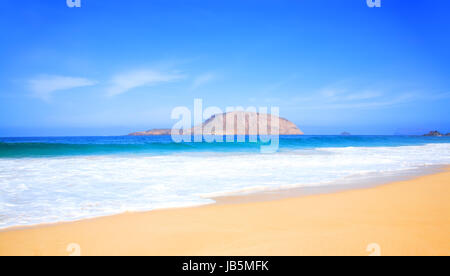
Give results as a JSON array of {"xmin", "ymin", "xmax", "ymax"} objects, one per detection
[
  {"xmin": 1, "ymin": 135, "xmax": 450, "ymax": 158},
  {"xmin": 1, "ymin": 135, "xmax": 450, "ymax": 229}
]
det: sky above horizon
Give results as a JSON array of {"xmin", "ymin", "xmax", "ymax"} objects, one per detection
[{"xmin": 1, "ymin": 0, "xmax": 449, "ymax": 136}]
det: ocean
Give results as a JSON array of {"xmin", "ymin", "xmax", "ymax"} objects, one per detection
[{"xmin": 1, "ymin": 135, "xmax": 450, "ymax": 229}]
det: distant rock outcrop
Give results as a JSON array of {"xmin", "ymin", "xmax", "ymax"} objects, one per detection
[
  {"xmin": 423, "ymin": 131, "xmax": 450, "ymax": 137},
  {"xmin": 129, "ymin": 129, "xmax": 172, "ymax": 136},
  {"xmin": 341, "ymin": 132, "xmax": 351, "ymax": 136},
  {"xmin": 128, "ymin": 112, "xmax": 303, "ymax": 136}
]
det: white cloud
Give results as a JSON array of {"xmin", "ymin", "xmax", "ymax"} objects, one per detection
[
  {"xmin": 191, "ymin": 73, "xmax": 216, "ymax": 90},
  {"xmin": 319, "ymin": 86, "xmax": 382, "ymax": 101},
  {"xmin": 107, "ymin": 70, "xmax": 185, "ymax": 96},
  {"xmin": 345, "ymin": 91, "xmax": 382, "ymax": 101},
  {"xmin": 28, "ymin": 75, "xmax": 96, "ymax": 100},
  {"xmin": 304, "ymin": 94, "xmax": 415, "ymax": 110},
  {"xmin": 429, "ymin": 91, "xmax": 450, "ymax": 100},
  {"xmin": 284, "ymin": 82, "xmax": 422, "ymax": 110},
  {"xmin": 320, "ymin": 88, "xmax": 345, "ymax": 99}
]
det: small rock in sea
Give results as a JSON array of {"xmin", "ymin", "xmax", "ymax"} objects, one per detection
[{"xmin": 424, "ymin": 131, "xmax": 444, "ymax": 137}]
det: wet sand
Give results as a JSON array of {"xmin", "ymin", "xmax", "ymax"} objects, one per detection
[{"xmin": 1, "ymin": 168, "xmax": 449, "ymax": 256}]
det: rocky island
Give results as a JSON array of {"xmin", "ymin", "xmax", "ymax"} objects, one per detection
[
  {"xmin": 129, "ymin": 111, "xmax": 303, "ymax": 136},
  {"xmin": 129, "ymin": 129, "xmax": 172, "ymax": 136},
  {"xmin": 423, "ymin": 131, "xmax": 450, "ymax": 137}
]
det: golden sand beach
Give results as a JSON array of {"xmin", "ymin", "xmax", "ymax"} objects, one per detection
[{"xmin": 1, "ymin": 168, "xmax": 449, "ymax": 256}]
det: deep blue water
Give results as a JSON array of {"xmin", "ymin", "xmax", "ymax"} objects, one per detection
[{"xmin": 1, "ymin": 135, "xmax": 450, "ymax": 158}]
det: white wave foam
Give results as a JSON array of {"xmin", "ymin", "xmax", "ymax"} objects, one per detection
[{"xmin": 0, "ymin": 143, "xmax": 449, "ymax": 228}]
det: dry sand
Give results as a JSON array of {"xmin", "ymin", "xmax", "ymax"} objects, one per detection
[{"xmin": 1, "ymin": 168, "xmax": 449, "ymax": 256}]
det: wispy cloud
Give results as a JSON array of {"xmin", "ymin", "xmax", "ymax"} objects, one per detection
[
  {"xmin": 28, "ymin": 75, "xmax": 96, "ymax": 100},
  {"xmin": 248, "ymin": 77, "xmax": 434, "ymax": 110},
  {"xmin": 302, "ymin": 93, "xmax": 416, "ymax": 110},
  {"xmin": 107, "ymin": 69, "xmax": 185, "ymax": 96},
  {"xmin": 427, "ymin": 91, "xmax": 450, "ymax": 100},
  {"xmin": 318, "ymin": 85, "xmax": 383, "ymax": 102},
  {"xmin": 191, "ymin": 73, "xmax": 216, "ymax": 90},
  {"xmin": 344, "ymin": 91, "xmax": 382, "ymax": 101},
  {"xmin": 284, "ymin": 81, "xmax": 422, "ymax": 110}
]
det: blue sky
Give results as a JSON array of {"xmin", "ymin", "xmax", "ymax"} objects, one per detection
[{"xmin": 0, "ymin": 0, "xmax": 449, "ymax": 136}]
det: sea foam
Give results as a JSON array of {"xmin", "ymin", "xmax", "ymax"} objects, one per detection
[{"xmin": 0, "ymin": 143, "xmax": 449, "ymax": 229}]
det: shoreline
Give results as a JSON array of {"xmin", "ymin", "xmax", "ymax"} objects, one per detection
[
  {"xmin": 1, "ymin": 140, "xmax": 449, "ymax": 231},
  {"xmin": 1, "ymin": 166, "xmax": 449, "ymax": 255},
  {"xmin": 212, "ymin": 164, "xmax": 446, "ymax": 205},
  {"xmin": 0, "ymin": 164, "xmax": 445, "ymax": 232}
]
